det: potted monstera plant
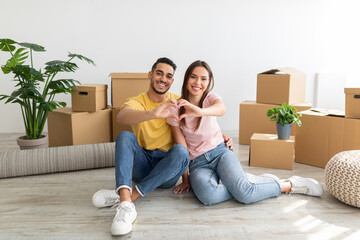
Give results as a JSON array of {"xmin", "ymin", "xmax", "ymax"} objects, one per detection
[
  {"xmin": 267, "ymin": 103, "xmax": 302, "ymax": 139},
  {"xmin": 0, "ymin": 38, "xmax": 95, "ymax": 149}
]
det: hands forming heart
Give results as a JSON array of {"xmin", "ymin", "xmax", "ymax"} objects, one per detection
[
  {"xmin": 151, "ymin": 98, "xmax": 203, "ymax": 120},
  {"xmin": 177, "ymin": 99, "xmax": 203, "ymax": 120}
]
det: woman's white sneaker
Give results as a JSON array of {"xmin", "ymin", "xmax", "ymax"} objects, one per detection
[
  {"xmin": 288, "ymin": 176, "xmax": 323, "ymax": 197},
  {"xmin": 111, "ymin": 201, "xmax": 137, "ymax": 236},
  {"xmin": 92, "ymin": 189, "xmax": 119, "ymax": 208}
]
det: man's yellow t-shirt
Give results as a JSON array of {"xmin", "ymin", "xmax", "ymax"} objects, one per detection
[{"xmin": 121, "ymin": 92, "xmax": 180, "ymax": 152}]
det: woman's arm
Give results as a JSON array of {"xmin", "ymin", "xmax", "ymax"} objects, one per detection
[{"xmin": 170, "ymin": 125, "xmax": 190, "ymax": 194}]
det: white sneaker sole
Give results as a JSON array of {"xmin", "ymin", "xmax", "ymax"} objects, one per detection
[{"xmin": 111, "ymin": 224, "xmax": 132, "ymax": 236}]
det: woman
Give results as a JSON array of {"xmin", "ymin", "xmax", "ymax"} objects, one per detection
[{"xmin": 167, "ymin": 60, "xmax": 323, "ymax": 205}]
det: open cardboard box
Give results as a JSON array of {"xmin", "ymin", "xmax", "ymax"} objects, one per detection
[
  {"xmin": 256, "ymin": 67, "xmax": 306, "ymax": 105},
  {"xmin": 295, "ymin": 108, "xmax": 360, "ymax": 168}
]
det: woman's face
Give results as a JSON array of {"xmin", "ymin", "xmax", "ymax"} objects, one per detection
[{"xmin": 187, "ymin": 66, "xmax": 210, "ymax": 97}]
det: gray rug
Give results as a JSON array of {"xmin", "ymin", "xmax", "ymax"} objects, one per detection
[{"xmin": 0, "ymin": 142, "xmax": 115, "ymax": 178}]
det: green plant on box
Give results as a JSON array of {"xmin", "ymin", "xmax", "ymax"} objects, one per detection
[
  {"xmin": 266, "ymin": 103, "xmax": 302, "ymax": 127},
  {"xmin": 0, "ymin": 38, "xmax": 95, "ymax": 139}
]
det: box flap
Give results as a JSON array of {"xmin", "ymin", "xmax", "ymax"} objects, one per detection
[
  {"xmin": 344, "ymin": 88, "xmax": 360, "ymax": 94},
  {"xmin": 111, "ymin": 73, "xmax": 148, "ymax": 79},
  {"xmin": 259, "ymin": 67, "xmax": 304, "ymax": 75},
  {"xmin": 302, "ymin": 108, "xmax": 345, "ymax": 117},
  {"xmin": 73, "ymin": 84, "xmax": 107, "ymax": 92}
]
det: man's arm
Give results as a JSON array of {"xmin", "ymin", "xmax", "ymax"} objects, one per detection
[{"xmin": 117, "ymin": 99, "xmax": 179, "ymax": 125}]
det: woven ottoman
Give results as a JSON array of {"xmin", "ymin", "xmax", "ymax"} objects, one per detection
[{"xmin": 325, "ymin": 150, "xmax": 360, "ymax": 208}]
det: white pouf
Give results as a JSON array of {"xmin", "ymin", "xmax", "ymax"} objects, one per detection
[{"xmin": 325, "ymin": 150, "xmax": 360, "ymax": 208}]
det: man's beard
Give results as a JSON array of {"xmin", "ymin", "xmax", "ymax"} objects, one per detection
[{"xmin": 151, "ymin": 81, "xmax": 169, "ymax": 95}]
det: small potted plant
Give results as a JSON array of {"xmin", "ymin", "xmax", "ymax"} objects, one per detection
[
  {"xmin": 0, "ymin": 38, "xmax": 95, "ymax": 149},
  {"xmin": 267, "ymin": 103, "xmax": 302, "ymax": 139}
]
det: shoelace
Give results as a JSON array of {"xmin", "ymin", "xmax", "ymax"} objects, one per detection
[
  {"xmin": 104, "ymin": 193, "xmax": 119, "ymax": 206},
  {"xmin": 113, "ymin": 204, "xmax": 134, "ymax": 223},
  {"xmin": 290, "ymin": 185, "xmax": 309, "ymax": 194}
]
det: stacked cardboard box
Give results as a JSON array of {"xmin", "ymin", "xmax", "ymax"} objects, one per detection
[
  {"xmin": 345, "ymin": 88, "xmax": 360, "ymax": 119},
  {"xmin": 250, "ymin": 133, "xmax": 295, "ymax": 170},
  {"xmin": 240, "ymin": 67, "xmax": 311, "ymax": 145},
  {"xmin": 240, "ymin": 101, "xmax": 311, "ymax": 145},
  {"xmin": 47, "ymin": 73, "xmax": 150, "ymax": 146},
  {"xmin": 48, "ymin": 84, "xmax": 112, "ymax": 147},
  {"xmin": 295, "ymin": 88, "xmax": 360, "ymax": 168},
  {"xmin": 111, "ymin": 73, "xmax": 149, "ymax": 141},
  {"xmin": 243, "ymin": 67, "xmax": 310, "ymax": 169}
]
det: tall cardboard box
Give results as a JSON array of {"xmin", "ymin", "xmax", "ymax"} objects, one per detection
[
  {"xmin": 47, "ymin": 107, "xmax": 112, "ymax": 147},
  {"xmin": 249, "ymin": 133, "xmax": 295, "ymax": 170},
  {"xmin": 256, "ymin": 67, "xmax": 306, "ymax": 105},
  {"xmin": 112, "ymin": 107, "xmax": 132, "ymax": 141},
  {"xmin": 295, "ymin": 109, "xmax": 360, "ymax": 168},
  {"xmin": 72, "ymin": 84, "xmax": 107, "ymax": 112},
  {"xmin": 111, "ymin": 73, "xmax": 149, "ymax": 108},
  {"xmin": 239, "ymin": 100, "xmax": 311, "ymax": 145},
  {"xmin": 345, "ymin": 88, "xmax": 360, "ymax": 119}
]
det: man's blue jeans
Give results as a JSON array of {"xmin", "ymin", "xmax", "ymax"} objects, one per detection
[
  {"xmin": 115, "ymin": 131, "xmax": 190, "ymax": 196},
  {"xmin": 189, "ymin": 143, "xmax": 281, "ymax": 205}
]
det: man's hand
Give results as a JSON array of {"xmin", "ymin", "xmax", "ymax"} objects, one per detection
[
  {"xmin": 151, "ymin": 98, "xmax": 179, "ymax": 120},
  {"xmin": 177, "ymin": 99, "xmax": 203, "ymax": 120},
  {"xmin": 223, "ymin": 133, "xmax": 233, "ymax": 151}
]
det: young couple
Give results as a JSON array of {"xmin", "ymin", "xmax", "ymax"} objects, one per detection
[{"xmin": 92, "ymin": 57, "xmax": 323, "ymax": 236}]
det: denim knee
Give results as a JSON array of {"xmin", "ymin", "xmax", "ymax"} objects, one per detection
[
  {"xmin": 169, "ymin": 144, "xmax": 190, "ymax": 167},
  {"xmin": 116, "ymin": 131, "xmax": 136, "ymax": 143}
]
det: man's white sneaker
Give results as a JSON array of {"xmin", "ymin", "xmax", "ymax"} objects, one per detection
[
  {"xmin": 288, "ymin": 176, "xmax": 323, "ymax": 197},
  {"xmin": 246, "ymin": 173, "xmax": 280, "ymax": 183},
  {"xmin": 92, "ymin": 189, "xmax": 119, "ymax": 208},
  {"xmin": 111, "ymin": 201, "xmax": 137, "ymax": 236}
]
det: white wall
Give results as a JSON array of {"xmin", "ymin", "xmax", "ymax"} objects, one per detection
[{"xmin": 1, "ymin": 0, "xmax": 360, "ymax": 133}]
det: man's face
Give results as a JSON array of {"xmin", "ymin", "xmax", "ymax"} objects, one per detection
[{"xmin": 149, "ymin": 63, "xmax": 174, "ymax": 95}]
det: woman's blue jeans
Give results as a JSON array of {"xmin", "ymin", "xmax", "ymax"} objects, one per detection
[
  {"xmin": 189, "ymin": 143, "xmax": 281, "ymax": 205},
  {"xmin": 115, "ymin": 131, "xmax": 189, "ymax": 196}
]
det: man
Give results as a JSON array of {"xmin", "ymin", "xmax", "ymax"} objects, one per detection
[
  {"xmin": 92, "ymin": 57, "xmax": 190, "ymax": 236},
  {"xmin": 92, "ymin": 57, "xmax": 233, "ymax": 236}
]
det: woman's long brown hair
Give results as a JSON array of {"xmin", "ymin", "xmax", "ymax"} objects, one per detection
[{"xmin": 180, "ymin": 60, "xmax": 214, "ymax": 131}]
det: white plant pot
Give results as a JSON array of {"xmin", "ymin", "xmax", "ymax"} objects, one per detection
[{"xmin": 16, "ymin": 135, "xmax": 48, "ymax": 150}]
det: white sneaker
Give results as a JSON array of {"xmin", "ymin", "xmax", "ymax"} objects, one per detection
[
  {"xmin": 246, "ymin": 173, "xmax": 280, "ymax": 183},
  {"xmin": 111, "ymin": 201, "xmax": 137, "ymax": 236},
  {"xmin": 288, "ymin": 176, "xmax": 323, "ymax": 197},
  {"xmin": 92, "ymin": 189, "xmax": 119, "ymax": 208}
]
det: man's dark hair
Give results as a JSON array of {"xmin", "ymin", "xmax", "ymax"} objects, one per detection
[{"xmin": 151, "ymin": 57, "xmax": 177, "ymax": 72}]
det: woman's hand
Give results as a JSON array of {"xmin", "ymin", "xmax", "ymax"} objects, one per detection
[
  {"xmin": 223, "ymin": 133, "xmax": 233, "ymax": 151},
  {"xmin": 177, "ymin": 99, "xmax": 203, "ymax": 119},
  {"xmin": 173, "ymin": 181, "xmax": 191, "ymax": 194}
]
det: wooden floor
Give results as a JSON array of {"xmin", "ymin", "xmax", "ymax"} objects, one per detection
[{"xmin": 1, "ymin": 132, "xmax": 360, "ymax": 240}]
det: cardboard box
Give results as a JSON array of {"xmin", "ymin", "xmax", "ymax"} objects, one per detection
[
  {"xmin": 249, "ymin": 133, "xmax": 295, "ymax": 170},
  {"xmin": 72, "ymin": 84, "xmax": 107, "ymax": 112},
  {"xmin": 256, "ymin": 67, "xmax": 306, "ymax": 105},
  {"xmin": 112, "ymin": 107, "xmax": 132, "ymax": 142},
  {"xmin": 111, "ymin": 73, "xmax": 149, "ymax": 108},
  {"xmin": 345, "ymin": 88, "xmax": 360, "ymax": 119},
  {"xmin": 239, "ymin": 100, "xmax": 311, "ymax": 145},
  {"xmin": 295, "ymin": 109, "xmax": 360, "ymax": 168},
  {"xmin": 47, "ymin": 107, "xmax": 112, "ymax": 147}
]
